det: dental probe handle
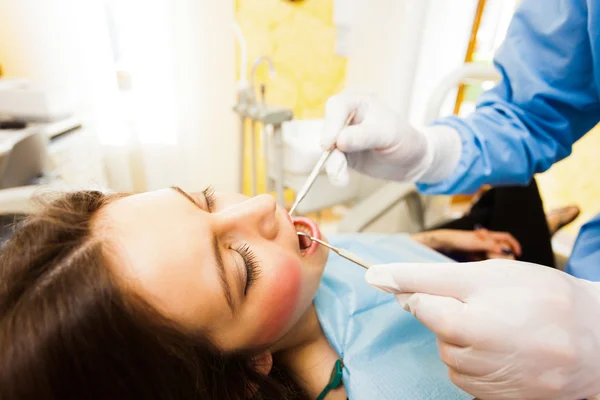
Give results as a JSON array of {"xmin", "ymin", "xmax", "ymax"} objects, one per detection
[
  {"xmin": 334, "ymin": 248, "xmax": 374, "ymax": 270},
  {"xmin": 289, "ymin": 151, "xmax": 331, "ymax": 215},
  {"xmin": 288, "ymin": 110, "xmax": 357, "ymax": 216}
]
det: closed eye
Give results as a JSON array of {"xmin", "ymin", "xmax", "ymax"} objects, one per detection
[
  {"xmin": 202, "ymin": 186, "xmax": 216, "ymax": 211},
  {"xmin": 234, "ymin": 243, "xmax": 261, "ymax": 296}
]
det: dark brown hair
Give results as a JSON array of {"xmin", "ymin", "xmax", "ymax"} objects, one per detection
[{"xmin": 0, "ymin": 190, "xmax": 304, "ymax": 400}]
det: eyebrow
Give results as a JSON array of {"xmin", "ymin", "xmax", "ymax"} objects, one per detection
[
  {"xmin": 170, "ymin": 186, "xmax": 202, "ymax": 209},
  {"xmin": 169, "ymin": 186, "xmax": 236, "ymax": 315}
]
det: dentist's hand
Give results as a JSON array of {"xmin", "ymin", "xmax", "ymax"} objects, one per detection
[
  {"xmin": 320, "ymin": 93, "xmax": 462, "ymax": 186},
  {"xmin": 365, "ymin": 260, "xmax": 600, "ymax": 400}
]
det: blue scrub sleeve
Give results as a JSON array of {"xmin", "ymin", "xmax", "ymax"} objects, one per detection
[
  {"xmin": 418, "ymin": 0, "xmax": 600, "ymax": 194},
  {"xmin": 566, "ymin": 214, "xmax": 600, "ymax": 281}
]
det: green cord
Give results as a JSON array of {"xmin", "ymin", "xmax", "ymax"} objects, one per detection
[{"xmin": 316, "ymin": 359, "xmax": 344, "ymax": 400}]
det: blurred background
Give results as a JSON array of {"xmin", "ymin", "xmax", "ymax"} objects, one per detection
[{"xmin": 0, "ymin": 0, "xmax": 597, "ymax": 256}]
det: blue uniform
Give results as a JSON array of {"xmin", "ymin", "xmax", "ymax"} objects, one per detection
[{"xmin": 417, "ymin": 0, "xmax": 600, "ymax": 280}]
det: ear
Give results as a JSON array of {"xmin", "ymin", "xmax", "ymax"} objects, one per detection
[{"xmin": 252, "ymin": 351, "xmax": 273, "ymax": 376}]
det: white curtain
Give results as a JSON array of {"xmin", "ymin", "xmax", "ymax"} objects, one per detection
[{"xmin": 0, "ymin": 0, "xmax": 238, "ymax": 193}]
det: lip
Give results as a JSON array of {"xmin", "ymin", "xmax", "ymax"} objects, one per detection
[{"xmin": 292, "ymin": 216, "xmax": 321, "ymax": 256}]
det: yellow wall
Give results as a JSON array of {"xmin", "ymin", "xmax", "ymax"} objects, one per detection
[
  {"xmin": 236, "ymin": 0, "xmax": 346, "ymax": 118},
  {"xmin": 235, "ymin": 0, "xmax": 347, "ymax": 196},
  {"xmin": 537, "ymin": 125, "xmax": 600, "ymax": 235}
]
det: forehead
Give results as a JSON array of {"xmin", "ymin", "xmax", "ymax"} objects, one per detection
[
  {"xmin": 98, "ymin": 189, "xmax": 226, "ymax": 328},
  {"xmin": 100, "ymin": 189, "xmax": 203, "ymax": 233},
  {"xmin": 110, "ymin": 188, "xmax": 192, "ymax": 210}
]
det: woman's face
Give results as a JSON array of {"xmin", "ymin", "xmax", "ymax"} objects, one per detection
[{"xmin": 97, "ymin": 187, "xmax": 328, "ymax": 351}]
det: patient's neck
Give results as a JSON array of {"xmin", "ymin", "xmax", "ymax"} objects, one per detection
[{"xmin": 272, "ymin": 305, "xmax": 346, "ymax": 399}]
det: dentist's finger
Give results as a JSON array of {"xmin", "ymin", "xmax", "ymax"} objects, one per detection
[
  {"xmin": 404, "ymin": 293, "xmax": 473, "ymax": 346},
  {"xmin": 321, "ymin": 94, "xmax": 364, "ymax": 149},
  {"xmin": 438, "ymin": 341, "xmax": 499, "ymax": 377},
  {"xmin": 335, "ymin": 124, "xmax": 380, "ymax": 153},
  {"xmin": 394, "ymin": 293, "xmax": 413, "ymax": 306},
  {"xmin": 365, "ymin": 263, "xmax": 478, "ymax": 301},
  {"xmin": 325, "ymin": 149, "xmax": 350, "ymax": 187},
  {"xmin": 447, "ymin": 370, "xmax": 497, "ymax": 400}
]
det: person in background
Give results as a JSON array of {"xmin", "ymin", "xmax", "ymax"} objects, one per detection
[{"xmin": 430, "ymin": 179, "xmax": 579, "ymax": 266}]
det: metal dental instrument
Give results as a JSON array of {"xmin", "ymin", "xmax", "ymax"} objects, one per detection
[
  {"xmin": 288, "ymin": 110, "xmax": 357, "ymax": 216},
  {"xmin": 297, "ymin": 232, "xmax": 373, "ymax": 270}
]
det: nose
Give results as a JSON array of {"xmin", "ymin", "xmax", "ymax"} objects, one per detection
[{"xmin": 212, "ymin": 194, "xmax": 279, "ymax": 240}]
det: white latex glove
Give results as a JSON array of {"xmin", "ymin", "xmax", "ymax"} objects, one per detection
[
  {"xmin": 365, "ymin": 260, "xmax": 600, "ymax": 400},
  {"xmin": 320, "ymin": 93, "xmax": 462, "ymax": 186}
]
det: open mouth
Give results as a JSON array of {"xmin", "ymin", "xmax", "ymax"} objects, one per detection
[{"xmin": 293, "ymin": 217, "xmax": 321, "ymax": 256}]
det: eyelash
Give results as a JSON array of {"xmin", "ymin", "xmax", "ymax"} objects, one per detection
[
  {"xmin": 234, "ymin": 243, "xmax": 261, "ymax": 295},
  {"xmin": 202, "ymin": 186, "xmax": 259, "ymax": 295},
  {"xmin": 202, "ymin": 186, "xmax": 216, "ymax": 211}
]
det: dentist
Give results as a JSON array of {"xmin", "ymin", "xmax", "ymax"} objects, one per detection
[{"xmin": 321, "ymin": 1, "xmax": 600, "ymax": 399}]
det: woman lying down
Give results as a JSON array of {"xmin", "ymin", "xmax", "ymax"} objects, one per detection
[{"xmin": 0, "ymin": 187, "xmax": 521, "ymax": 400}]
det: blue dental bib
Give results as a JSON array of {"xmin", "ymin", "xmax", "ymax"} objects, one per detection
[{"xmin": 314, "ymin": 234, "xmax": 471, "ymax": 400}]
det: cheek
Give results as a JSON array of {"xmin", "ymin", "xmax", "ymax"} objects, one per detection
[{"xmin": 252, "ymin": 258, "xmax": 302, "ymax": 344}]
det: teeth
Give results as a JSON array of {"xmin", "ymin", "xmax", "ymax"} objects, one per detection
[{"xmin": 293, "ymin": 223, "xmax": 311, "ymax": 235}]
